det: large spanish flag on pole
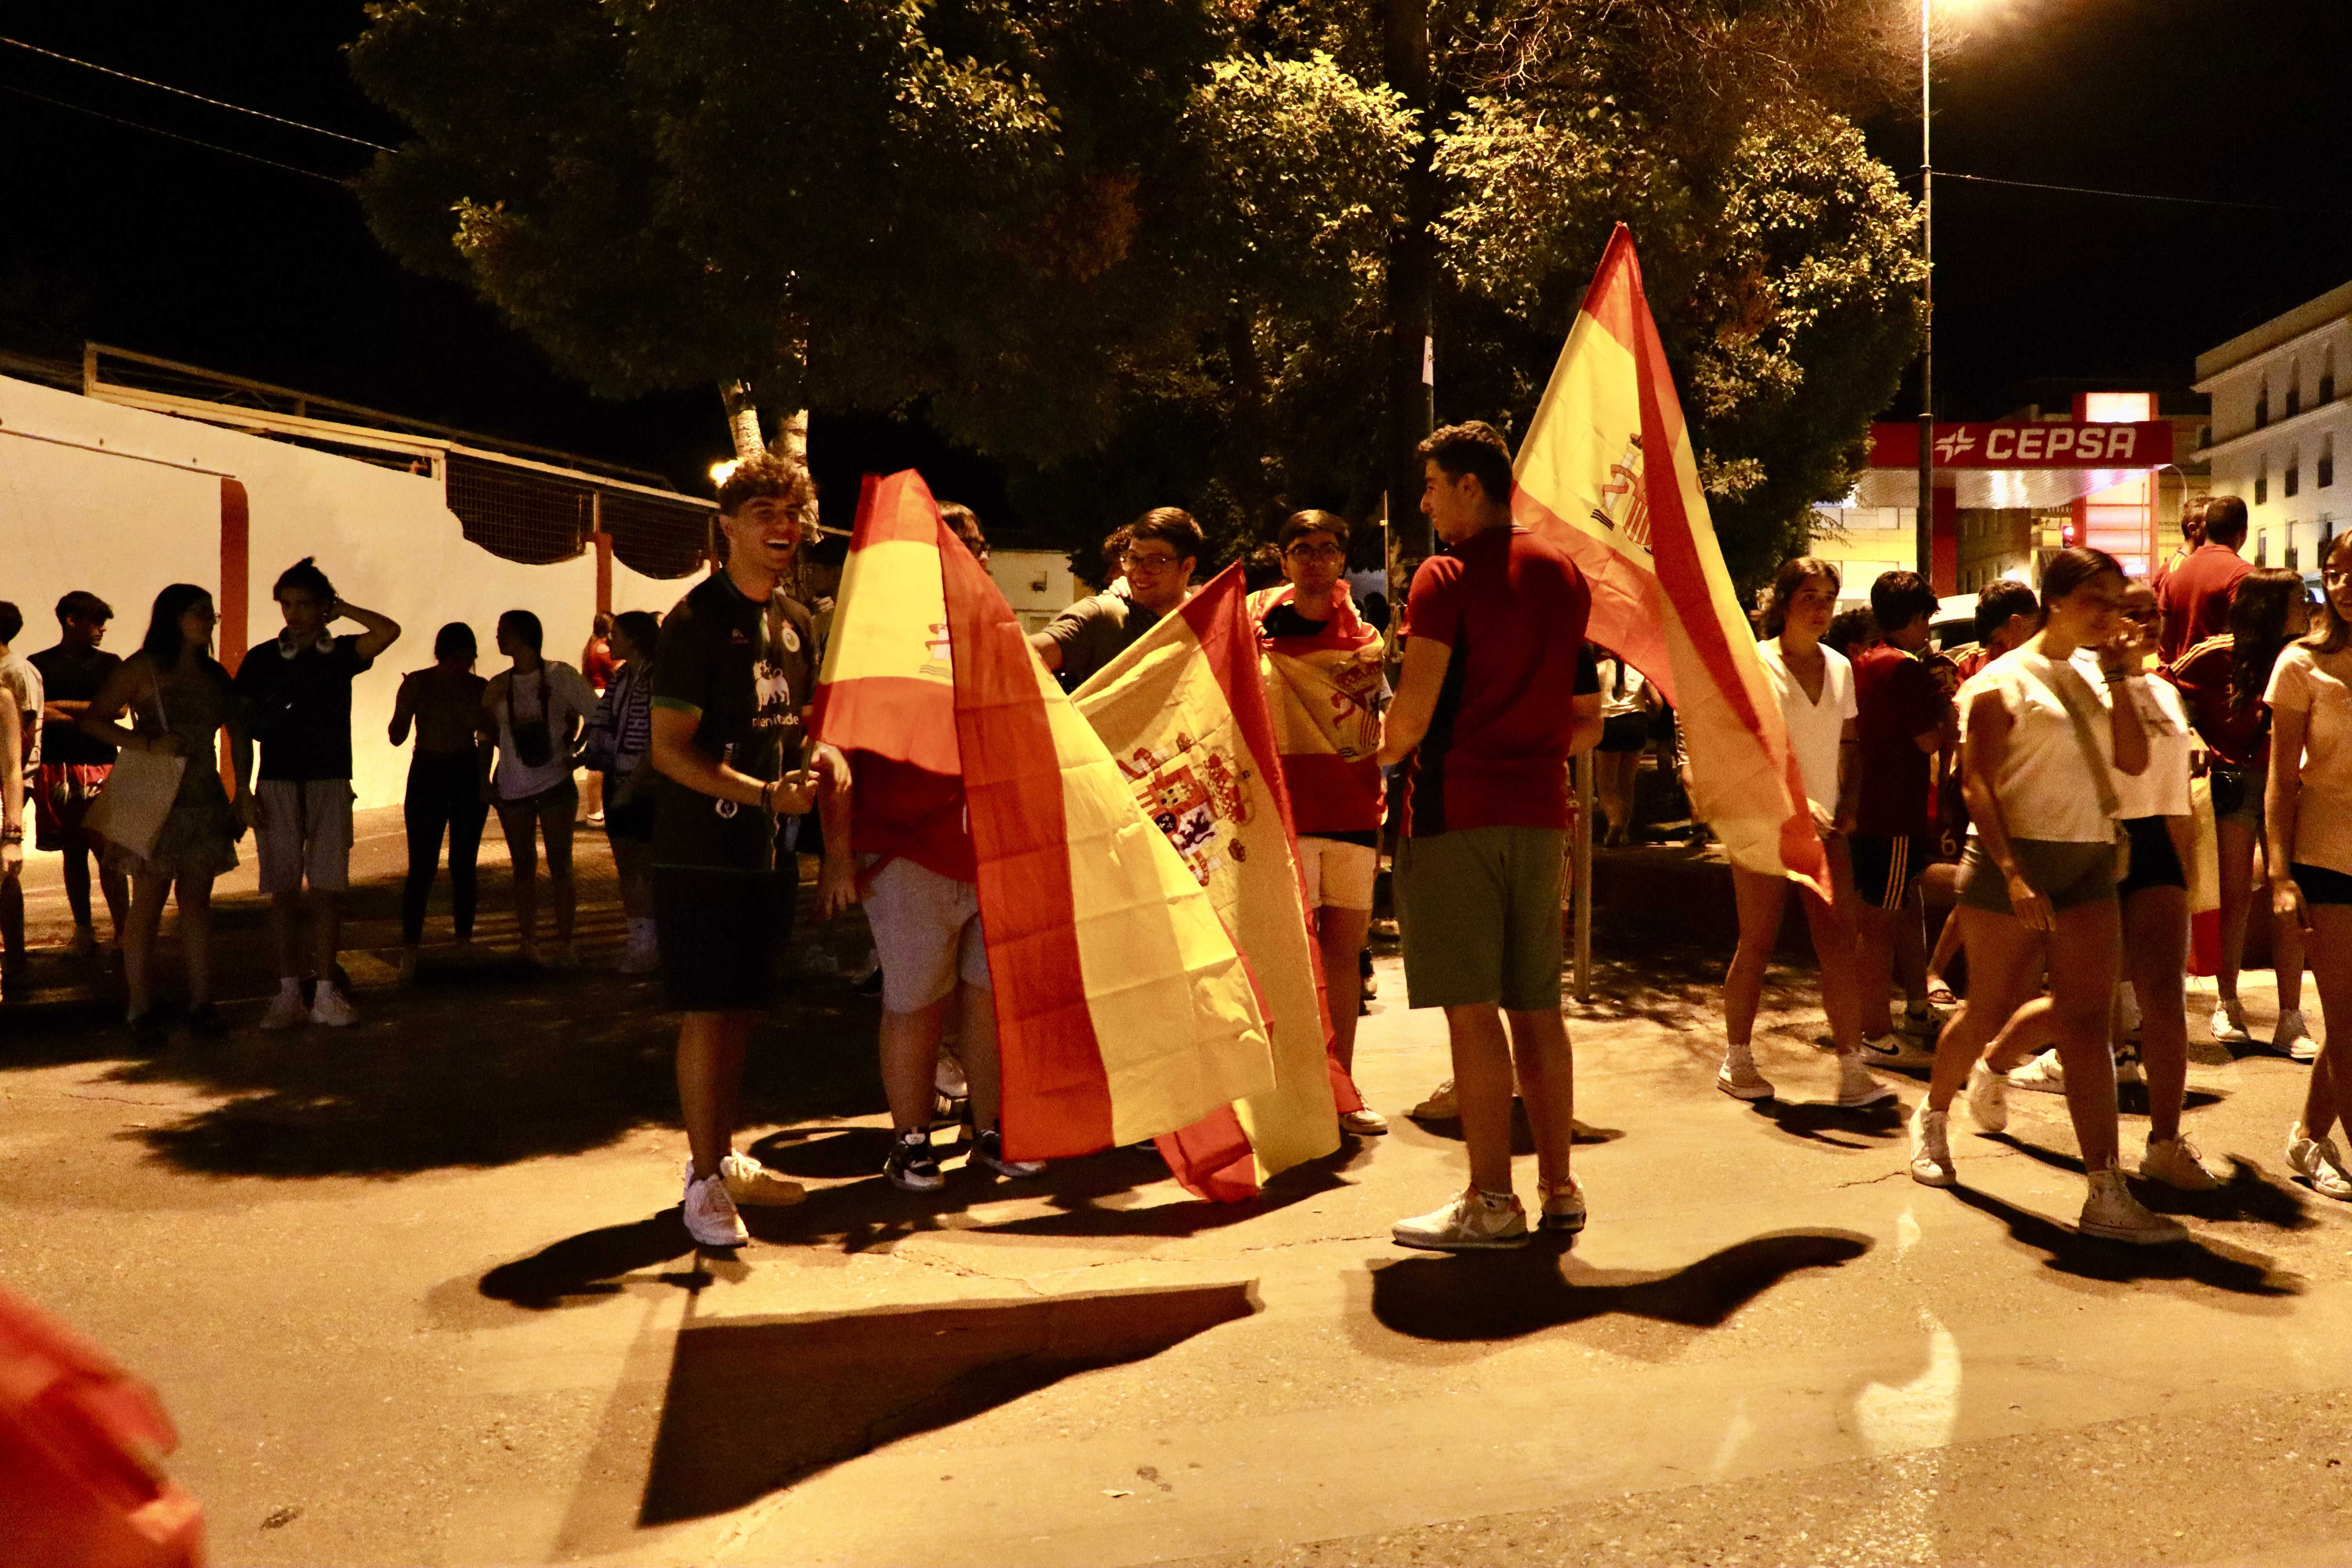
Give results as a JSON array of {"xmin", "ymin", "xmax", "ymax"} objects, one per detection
[
  {"xmin": 1511, "ymin": 224, "xmax": 1827, "ymax": 895},
  {"xmin": 1072, "ymin": 566, "xmax": 1353, "ymax": 1199},
  {"xmin": 815, "ymin": 472, "xmax": 1278, "ymax": 1163}
]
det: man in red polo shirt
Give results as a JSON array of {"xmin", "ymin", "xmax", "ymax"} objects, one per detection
[{"xmin": 2158, "ymin": 494, "xmax": 2251, "ymax": 663}]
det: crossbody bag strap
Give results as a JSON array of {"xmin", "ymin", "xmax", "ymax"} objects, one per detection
[{"xmin": 2042, "ymin": 661, "xmax": 2123, "ymax": 820}]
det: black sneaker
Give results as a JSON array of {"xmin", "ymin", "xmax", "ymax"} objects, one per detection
[
  {"xmin": 971, "ymin": 1127, "xmax": 1046, "ymax": 1179},
  {"xmin": 187, "ymin": 1003, "xmax": 230, "ymax": 1041},
  {"xmin": 883, "ymin": 1131, "xmax": 944, "ymax": 1192}
]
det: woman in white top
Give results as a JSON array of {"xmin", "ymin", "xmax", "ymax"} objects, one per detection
[
  {"xmin": 1909, "ymin": 548, "xmax": 2182, "ymax": 1244},
  {"xmin": 1719, "ymin": 557, "xmax": 1893, "ymax": 1111},
  {"xmin": 2269, "ymin": 530, "xmax": 2352, "ymax": 1201},
  {"xmin": 1592, "ymin": 653, "xmax": 1655, "ymax": 848},
  {"xmin": 480, "ymin": 608, "xmax": 599, "ymax": 966},
  {"xmin": 1967, "ymin": 580, "xmax": 2217, "ymax": 1191}
]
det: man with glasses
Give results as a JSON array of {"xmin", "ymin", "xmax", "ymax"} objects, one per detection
[{"xmin": 1031, "ymin": 507, "xmax": 1202, "ymax": 688}]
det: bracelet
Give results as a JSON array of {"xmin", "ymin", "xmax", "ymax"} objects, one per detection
[
  {"xmin": 760, "ymin": 779, "xmax": 776, "ymax": 814},
  {"xmin": 1, "ymin": 825, "xmax": 21, "ymax": 845}
]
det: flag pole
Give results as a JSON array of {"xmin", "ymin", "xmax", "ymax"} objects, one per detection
[{"xmin": 1571, "ymin": 753, "xmax": 1593, "ymax": 1004}]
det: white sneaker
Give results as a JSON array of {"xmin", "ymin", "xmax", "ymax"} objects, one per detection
[
  {"xmin": 1410, "ymin": 1078, "xmax": 1459, "ymax": 1119},
  {"xmin": 2286, "ymin": 1125, "xmax": 2352, "ymax": 1200},
  {"xmin": 2211, "ymin": 999, "xmax": 2254, "ymax": 1045},
  {"xmin": 1909, "ymin": 1104, "xmax": 1957, "ymax": 1187},
  {"xmin": 309, "ymin": 983, "xmax": 360, "ymax": 1028},
  {"xmin": 1537, "ymin": 1177, "xmax": 1587, "ymax": 1234},
  {"xmin": 1965, "ymin": 1059, "xmax": 2009, "ymax": 1132},
  {"xmin": 2112, "ymin": 1043, "xmax": 2144, "ymax": 1086},
  {"xmin": 65, "ymin": 926, "xmax": 99, "ymax": 960},
  {"xmin": 2140, "ymin": 1135, "xmax": 2220, "ymax": 1192},
  {"xmin": 1339, "ymin": 1107, "xmax": 1391, "ymax": 1136},
  {"xmin": 935, "ymin": 1052, "xmax": 970, "ymax": 1101},
  {"xmin": 681, "ymin": 1169, "xmax": 748, "ymax": 1246},
  {"xmin": 617, "ymin": 943, "xmax": 660, "ymax": 976},
  {"xmin": 260, "ymin": 984, "xmax": 309, "ymax": 1031},
  {"xmin": 1896, "ymin": 1004, "xmax": 1947, "ymax": 1040},
  {"xmin": 1860, "ymin": 1031, "xmax": 1936, "ymax": 1069},
  {"xmin": 716, "ymin": 1151, "xmax": 806, "ymax": 1207},
  {"xmin": 2008, "ymin": 1049, "xmax": 2067, "ymax": 1094},
  {"xmin": 2276, "ymin": 1008, "xmax": 2318, "ymax": 1063},
  {"xmin": 1391, "ymin": 1187, "xmax": 1530, "ymax": 1251},
  {"xmin": 398, "ymin": 947, "xmax": 419, "ymax": 984},
  {"xmin": 2077, "ymin": 1167, "xmax": 2188, "ymax": 1245},
  {"xmin": 1718, "ymin": 1043, "xmax": 1775, "ymax": 1101},
  {"xmin": 2114, "ymin": 981, "xmax": 2143, "ymax": 1041},
  {"xmin": 1835, "ymin": 1053, "xmax": 1898, "ymax": 1108}
]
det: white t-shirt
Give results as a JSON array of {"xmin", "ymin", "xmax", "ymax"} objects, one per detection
[
  {"xmin": 1758, "ymin": 638, "xmax": 1855, "ymax": 814},
  {"xmin": 1595, "ymin": 658, "xmax": 1649, "ymax": 721},
  {"xmin": 1953, "ymin": 647, "xmax": 2124, "ymax": 843},
  {"xmin": 2098, "ymin": 652, "xmax": 2192, "ymax": 821},
  {"xmin": 486, "ymin": 659, "xmax": 599, "ymax": 801},
  {"xmin": 2265, "ymin": 644, "xmax": 2352, "ymax": 875},
  {"xmin": 0, "ymin": 651, "xmax": 42, "ymax": 774}
]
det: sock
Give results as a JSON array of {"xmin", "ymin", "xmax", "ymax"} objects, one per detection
[{"xmin": 1475, "ymin": 1187, "xmax": 1515, "ymax": 1208}]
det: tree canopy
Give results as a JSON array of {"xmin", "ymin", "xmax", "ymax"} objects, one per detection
[{"xmin": 352, "ymin": 0, "xmax": 1923, "ymax": 588}]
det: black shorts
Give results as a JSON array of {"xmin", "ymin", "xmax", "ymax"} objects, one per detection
[
  {"xmin": 1849, "ymin": 832, "xmax": 1933, "ymax": 910},
  {"xmin": 2293, "ymin": 862, "xmax": 2352, "ymax": 906},
  {"xmin": 1598, "ymin": 713, "xmax": 1650, "ymax": 753},
  {"xmin": 2116, "ymin": 816, "xmax": 2187, "ymax": 899},
  {"xmin": 2210, "ymin": 762, "xmax": 2266, "ymax": 831},
  {"xmin": 653, "ymin": 864, "xmax": 795, "ymax": 1013}
]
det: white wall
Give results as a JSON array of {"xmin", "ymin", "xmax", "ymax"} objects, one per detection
[
  {"xmin": 988, "ymin": 547, "xmax": 1078, "ymax": 634},
  {"xmin": 0, "ymin": 376, "xmax": 703, "ymax": 810}
]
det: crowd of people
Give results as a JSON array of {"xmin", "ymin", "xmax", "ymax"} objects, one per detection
[{"xmin": 2, "ymin": 434, "xmax": 2336, "ymax": 1255}]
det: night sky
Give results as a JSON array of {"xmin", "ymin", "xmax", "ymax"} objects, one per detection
[{"xmin": 5, "ymin": 1, "xmax": 2348, "ymax": 525}]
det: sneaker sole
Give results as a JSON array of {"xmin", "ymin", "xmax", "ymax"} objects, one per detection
[
  {"xmin": 1837, "ymin": 1089, "xmax": 1899, "ymax": 1109},
  {"xmin": 1717, "ymin": 1077, "xmax": 1774, "ymax": 1102},
  {"xmin": 887, "ymin": 1172, "xmax": 946, "ymax": 1193},
  {"xmin": 1390, "ymin": 1231, "xmax": 1532, "ymax": 1251},
  {"xmin": 2007, "ymin": 1075, "xmax": 2066, "ymax": 1095},
  {"xmin": 1538, "ymin": 1212, "xmax": 1587, "ymax": 1234},
  {"xmin": 726, "ymin": 1186, "xmax": 808, "ymax": 1207},
  {"xmin": 2077, "ymin": 1219, "xmax": 2189, "ymax": 1245},
  {"xmin": 1909, "ymin": 1162, "xmax": 1959, "ymax": 1188}
]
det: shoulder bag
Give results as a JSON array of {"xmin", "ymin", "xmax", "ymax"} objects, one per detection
[{"xmin": 84, "ymin": 674, "xmax": 188, "ymax": 862}]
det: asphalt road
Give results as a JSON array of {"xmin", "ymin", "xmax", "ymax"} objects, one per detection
[{"xmin": 6, "ymin": 810, "xmax": 2350, "ymax": 1567}]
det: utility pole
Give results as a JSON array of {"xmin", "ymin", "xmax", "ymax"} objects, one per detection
[
  {"xmin": 1916, "ymin": 0, "xmax": 1936, "ymax": 581},
  {"xmin": 1384, "ymin": 0, "xmax": 1434, "ymax": 560}
]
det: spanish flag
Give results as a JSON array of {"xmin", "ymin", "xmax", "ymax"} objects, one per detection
[
  {"xmin": 1072, "ymin": 566, "xmax": 1354, "ymax": 1199},
  {"xmin": 814, "ymin": 472, "xmax": 1278, "ymax": 1164},
  {"xmin": 1511, "ymin": 224, "xmax": 1828, "ymax": 895}
]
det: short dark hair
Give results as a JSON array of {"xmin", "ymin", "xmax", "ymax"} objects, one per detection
[
  {"xmin": 0, "ymin": 602, "xmax": 19, "ymax": 644},
  {"xmin": 2204, "ymin": 494, "xmax": 2250, "ymax": 546},
  {"xmin": 433, "ymin": 622, "xmax": 477, "ymax": 662},
  {"xmin": 1974, "ymin": 580, "xmax": 2038, "ymax": 643},
  {"xmin": 1419, "ymin": 421, "xmax": 1515, "ymax": 507},
  {"xmin": 613, "ymin": 610, "xmax": 661, "ymax": 659},
  {"xmin": 938, "ymin": 501, "xmax": 984, "ymax": 543},
  {"xmin": 56, "ymin": 590, "xmax": 113, "ymax": 625},
  {"xmin": 1129, "ymin": 507, "xmax": 1204, "ymax": 561},
  {"xmin": 1824, "ymin": 606, "xmax": 1878, "ymax": 659},
  {"xmin": 1279, "ymin": 509, "xmax": 1350, "ymax": 553},
  {"xmin": 274, "ymin": 556, "xmax": 335, "ymax": 604},
  {"xmin": 1869, "ymin": 570, "xmax": 1938, "ymax": 632},
  {"xmin": 1242, "ymin": 542, "xmax": 1286, "ymax": 592},
  {"xmin": 715, "ymin": 452, "xmax": 818, "ymax": 536},
  {"xmin": 497, "ymin": 608, "xmax": 544, "ymax": 654},
  {"xmin": 2040, "ymin": 546, "xmax": 2125, "ymax": 612}
]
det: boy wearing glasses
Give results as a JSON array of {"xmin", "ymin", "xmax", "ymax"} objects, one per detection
[{"xmin": 1031, "ymin": 508, "xmax": 1201, "ymax": 687}]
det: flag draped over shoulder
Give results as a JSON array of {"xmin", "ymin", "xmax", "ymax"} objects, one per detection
[
  {"xmin": 1510, "ymin": 223, "xmax": 1828, "ymax": 895},
  {"xmin": 1072, "ymin": 566, "xmax": 1352, "ymax": 1199},
  {"xmin": 816, "ymin": 471, "xmax": 1278, "ymax": 1164}
]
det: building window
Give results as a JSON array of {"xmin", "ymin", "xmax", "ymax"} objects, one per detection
[
  {"xmin": 2287, "ymin": 539, "xmax": 2302, "ymax": 570},
  {"xmin": 2325, "ymin": 349, "xmax": 2337, "ymax": 406},
  {"xmin": 2258, "ymin": 383, "xmax": 2271, "ymax": 429},
  {"xmin": 2288, "ymin": 452, "xmax": 2302, "ymax": 498},
  {"xmin": 2257, "ymin": 466, "xmax": 2269, "ymax": 506},
  {"xmin": 2288, "ymin": 374, "xmax": 2303, "ymax": 420},
  {"xmin": 2257, "ymin": 532, "xmax": 2269, "ymax": 566},
  {"xmin": 2323, "ymin": 437, "xmax": 2336, "ymax": 490}
]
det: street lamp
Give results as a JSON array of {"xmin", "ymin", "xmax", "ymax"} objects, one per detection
[{"xmin": 1916, "ymin": 0, "xmax": 1937, "ymax": 581}]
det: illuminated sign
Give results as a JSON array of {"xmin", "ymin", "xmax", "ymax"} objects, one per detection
[{"xmin": 1870, "ymin": 422, "xmax": 2174, "ymax": 469}]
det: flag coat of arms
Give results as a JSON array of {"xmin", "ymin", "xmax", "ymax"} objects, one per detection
[
  {"xmin": 813, "ymin": 472, "xmax": 1277, "ymax": 1162},
  {"xmin": 1071, "ymin": 566, "xmax": 1353, "ymax": 1197},
  {"xmin": 1508, "ymin": 223, "xmax": 1829, "ymax": 895}
]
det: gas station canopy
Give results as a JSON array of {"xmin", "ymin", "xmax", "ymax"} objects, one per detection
[{"xmin": 1853, "ymin": 420, "xmax": 2176, "ymax": 510}]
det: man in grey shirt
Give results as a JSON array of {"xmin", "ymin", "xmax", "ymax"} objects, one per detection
[{"xmin": 1030, "ymin": 508, "xmax": 1201, "ymax": 688}]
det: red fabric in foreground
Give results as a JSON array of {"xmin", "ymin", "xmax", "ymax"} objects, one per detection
[
  {"xmin": 0, "ymin": 1284, "xmax": 206, "ymax": 1568},
  {"xmin": 941, "ymin": 494, "xmax": 1116, "ymax": 1161}
]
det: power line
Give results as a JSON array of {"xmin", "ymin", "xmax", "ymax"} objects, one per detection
[
  {"xmin": 1940, "ymin": 170, "xmax": 2346, "ymax": 219},
  {"xmin": 0, "ymin": 83, "xmax": 350, "ymax": 186},
  {"xmin": 0, "ymin": 33, "xmax": 396, "ymax": 152}
]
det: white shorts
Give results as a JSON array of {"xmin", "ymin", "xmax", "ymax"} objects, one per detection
[
  {"xmin": 255, "ymin": 779, "xmax": 354, "ymax": 895},
  {"xmin": 1297, "ymin": 835, "xmax": 1378, "ymax": 913},
  {"xmin": 863, "ymin": 855, "xmax": 991, "ymax": 1013}
]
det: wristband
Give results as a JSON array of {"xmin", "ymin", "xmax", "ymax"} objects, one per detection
[
  {"xmin": 761, "ymin": 779, "xmax": 776, "ymax": 814},
  {"xmin": 1, "ymin": 825, "xmax": 22, "ymax": 845}
]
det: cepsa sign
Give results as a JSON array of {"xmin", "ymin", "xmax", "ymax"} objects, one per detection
[{"xmin": 1870, "ymin": 421, "xmax": 2174, "ymax": 469}]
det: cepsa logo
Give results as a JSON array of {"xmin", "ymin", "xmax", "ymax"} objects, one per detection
[{"xmin": 1874, "ymin": 421, "xmax": 2172, "ymax": 469}]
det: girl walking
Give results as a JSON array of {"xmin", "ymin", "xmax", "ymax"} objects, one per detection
[{"xmin": 481, "ymin": 610, "xmax": 598, "ymax": 966}]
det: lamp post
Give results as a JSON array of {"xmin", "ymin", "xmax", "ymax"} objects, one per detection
[{"xmin": 1916, "ymin": 0, "xmax": 1936, "ymax": 581}]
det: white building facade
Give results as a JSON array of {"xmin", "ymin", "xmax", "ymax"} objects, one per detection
[{"xmin": 2196, "ymin": 278, "xmax": 2352, "ymax": 584}]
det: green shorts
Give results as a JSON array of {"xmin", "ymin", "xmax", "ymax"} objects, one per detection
[{"xmin": 1394, "ymin": 826, "xmax": 1567, "ymax": 1012}]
